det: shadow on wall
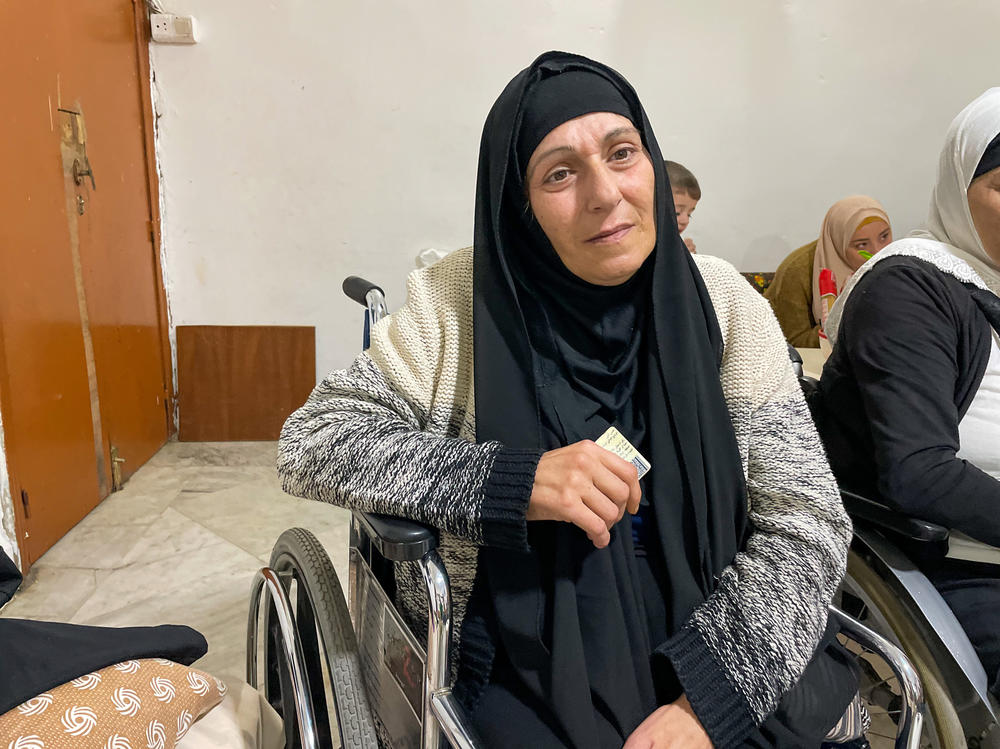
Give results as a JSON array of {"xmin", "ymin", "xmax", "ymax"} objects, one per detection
[
  {"xmin": 743, "ymin": 235, "xmax": 794, "ymax": 274},
  {"xmin": 0, "ymin": 409, "xmax": 18, "ymax": 570}
]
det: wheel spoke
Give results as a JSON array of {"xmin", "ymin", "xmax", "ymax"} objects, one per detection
[
  {"xmin": 864, "ymin": 704, "xmax": 903, "ymax": 717},
  {"xmin": 861, "ymin": 674, "xmax": 899, "ymax": 698}
]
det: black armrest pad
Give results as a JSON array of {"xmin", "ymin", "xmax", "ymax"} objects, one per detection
[
  {"xmin": 840, "ymin": 489, "xmax": 950, "ymax": 543},
  {"xmin": 343, "ymin": 276, "xmax": 384, "ymax": 307},
  {"xmin": 355, "ymin": 511, "xmax": 438, "ymax": 562}
]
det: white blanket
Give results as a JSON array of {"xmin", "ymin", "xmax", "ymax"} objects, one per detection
[{"xmin": 179, "ymin": 677, "xmax": 284, "ymax": 749}]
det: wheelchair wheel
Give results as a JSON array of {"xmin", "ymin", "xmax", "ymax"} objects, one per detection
[
  {"xmin": 265, "ymin": 527, "xmax": 378, "ymax": 749},
  {"xmin": 835, "ymin": 548, "xmax": 966, "ymax": 748}
]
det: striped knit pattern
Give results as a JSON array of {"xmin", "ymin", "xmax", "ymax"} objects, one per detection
[{"xmin": 278, "ymin": 246, "xmax": 851, "ymax": 747}]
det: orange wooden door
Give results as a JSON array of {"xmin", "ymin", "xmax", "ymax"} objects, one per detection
[
  {"xmin": 0, "ymin": 1, "xmax": 170, "ymax": 567},
  {"xmin": 71, "ymin": 2, "xmax": 172, "ymax": 481}
]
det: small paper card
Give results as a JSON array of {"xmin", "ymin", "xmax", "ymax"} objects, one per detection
[{"xmin": 596, "ymin": 426, "xmax": 651, "ymax": 480}]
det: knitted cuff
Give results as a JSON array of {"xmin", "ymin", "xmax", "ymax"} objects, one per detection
[
  {"xmin": 480, "ymin": 447, "xmax": 542, "ymax": 550},
  {"xmin": 657, "ymin": 626, "xmax": 755, "ymax": 749}
]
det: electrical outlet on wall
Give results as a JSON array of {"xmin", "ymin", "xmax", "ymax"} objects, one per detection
[{"xmin": 150, "ymin": 13, "xmax": 198, "ymax": 44}]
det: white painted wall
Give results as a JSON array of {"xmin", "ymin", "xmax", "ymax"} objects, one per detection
[
  {"xmin": 0, "ymin": 404, "xmax": 19, "ymax": 570},
  {"xmin": 149, "ymin": 0, "xmax": 999, "ymax": 379}
]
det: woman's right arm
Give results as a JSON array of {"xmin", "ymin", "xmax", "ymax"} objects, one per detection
[
  {"xmin": 839, "ymin": 261, "xmax": 1000, "ymax": 545},
  {"xmin": 278, "ymin": 263, "xmax": 541, "ymax": 550}
]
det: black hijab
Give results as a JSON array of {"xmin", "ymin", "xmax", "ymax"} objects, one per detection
[
  {"xmin": 973, "ymin": 131, "xmax": 1000, "ymax": 182},
  {"xmin": 472, "ymin": 51, "xmax": 748, "ymax": 747}
]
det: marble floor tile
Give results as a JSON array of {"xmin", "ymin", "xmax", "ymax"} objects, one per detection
[
  {"xmin": 121, "ymin": 506, "xmax": 235, "ymax": 567},
  {"xmin": 81, "ymin": 488, "xmax": 177, "ymax": 527},
  {"xmin": 171, "ymin": 480, "xmax": 351, "ymax": 565},
  {"xmin": 31, "ymin": 517, "xmax": 151, "ymax": 570},
  {"xmin": 2, "ymin": 439, "xmax": 356, "ymax": 686},
  {"xmin": 118, "ymin": 464, "xmax": 188, "ymax": 498},
  {"xmin": 72, "ymin": 553, "xmax": 261, "ymax": 683},
  {"xmin": 71, "ymin": 532, "xmax": 262, "ymax": 624},
  {"xmin": 147, "ymin": 441, "xmax": 277, "ymax": 468},
  {"xmin": 0, "ymin": 566, "xmax": 96, "ymax": 621},
  {"xmin": 174, "ymin": 465, "xmax": 277, "ymax": 494},
  {"xmin": 95, "ymin": 569, "xmax": 116, "ymax": 587}
]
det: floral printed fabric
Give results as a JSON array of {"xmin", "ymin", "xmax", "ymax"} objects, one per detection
[
  {"xmin": 0, "ymin": 659, "xmax": 225, "ymax": 749},
  {"xmin": 741, "ymin": 271, "xmax": 775, "ymax": 294}
]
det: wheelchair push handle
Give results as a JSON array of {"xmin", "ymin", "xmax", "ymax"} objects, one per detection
[{"xmin": 343, "ymin": 276, "xmax": 384, "ymax": 307}]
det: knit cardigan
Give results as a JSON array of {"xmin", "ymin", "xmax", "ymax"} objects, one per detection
[{"xmin": 277, "ymin": 246, "xmax": 851, "ymax": 748}]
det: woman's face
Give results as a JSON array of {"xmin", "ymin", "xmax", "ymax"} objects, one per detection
[
  {"xmin": 525, "ymin": 112, "xmax": 656, "ymax": 286},
  {"xmin": 845, "ymin": 219, "xmax": 892, "ymax": 270},
  {"xmin": 968, "ymin": 165, "xmax": 1000, "ymax": 266}
]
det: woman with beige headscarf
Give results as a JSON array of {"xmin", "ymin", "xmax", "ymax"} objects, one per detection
[{"xmin": 765, "ymin": 196, "xmax": 893, "ymax": 347}]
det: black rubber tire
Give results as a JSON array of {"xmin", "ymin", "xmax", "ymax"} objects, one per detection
[
  {"xmin": 838, "ymin": 548, "xmax": 967, "ymax": 748},
  {"xmin": 267, "ymin": 527, "xmax": 378, "ymax": 749}
]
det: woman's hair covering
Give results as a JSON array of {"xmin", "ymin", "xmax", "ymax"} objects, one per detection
[
  {"xmin": 914, "ymin": 88, "xmax": 1000, "ymax": 294},
  {"xmin": 810, "ymin": 195, "xmax": 890, "ymax": 323},
  {"xmin": 515, "ymin": 69, "xmax": 632, "ymax": 178},
  {"xmin": 471, "ymin": 51, "xmax": 748, "ymax": 747}
]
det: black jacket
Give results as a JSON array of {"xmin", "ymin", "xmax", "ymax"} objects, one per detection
[{"xmin": 816, "ymin": 255, "xmax": 1000, "ymax": 547}]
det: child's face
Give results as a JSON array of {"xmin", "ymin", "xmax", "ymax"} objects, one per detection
[{"xmin": 672, "ymin": 190, "xmax": 698, "ymax": 233}]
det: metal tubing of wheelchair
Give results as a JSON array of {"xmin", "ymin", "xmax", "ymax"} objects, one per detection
[
  {"xmin": 431, "ymin": 689, "xmax": 483, "ymax": 749},
  {"xmin": 420, "ymin": 550, "xmax": 452, "ymax": 749},
  {"xmin": 246, "ymin": 568, "xmax": 321, "ymax": 749},
  {"xmin": 366, "ymin": 288, "xmax": 387, "ymax": 327},
  {"xmin": 829, "ymin": 606, "xmax": 924, "ymax": 749}
]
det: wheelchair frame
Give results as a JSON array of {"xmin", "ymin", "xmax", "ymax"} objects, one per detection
[
  {"xmin": 792, "ymin": 351, "xmax": 999, "ymax": 747},
  {"xmin": 246, "ymin": 279, "xmax": 930, "ymax": 749},
  {"xmin": 846, "ymin": 510, "xmax": 999, "ymax": 745}
]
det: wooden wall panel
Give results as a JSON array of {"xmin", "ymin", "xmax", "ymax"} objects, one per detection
[{"xmin": 177, "ymin": 326, "xmax": 315, "ymax": 441}]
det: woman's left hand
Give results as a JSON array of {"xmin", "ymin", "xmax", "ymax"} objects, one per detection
[{"xmin": 622, "ymin": 695, "xmax": 713, "ymax": 749}]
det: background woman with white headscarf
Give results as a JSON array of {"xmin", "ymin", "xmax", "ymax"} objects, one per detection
[{"xmin": 816, "ymin": 88, "xmax": 1000, "ymax": 699}]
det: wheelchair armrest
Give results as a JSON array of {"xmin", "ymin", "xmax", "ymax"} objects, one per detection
[
  {"xmin": 355, "ymin": 511, "xmax": 438, "ymax": 562},
  {"xmin": 840, "ymin": 489, "xmax": 950, "ymax": 543}
]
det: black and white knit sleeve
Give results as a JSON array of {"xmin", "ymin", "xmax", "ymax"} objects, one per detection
[
  {"xmin": 278, "ymin": 263, "xmax": 540, "ymax": 550},
  {"xmin": 662, "ymin": 256, "xmax": 853, "ymax": 747}
]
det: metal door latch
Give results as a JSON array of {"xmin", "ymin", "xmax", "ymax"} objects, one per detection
[
  {"xmin": 72, "ymin": 157, "xmax": 96, "ymax": 189},
  {"xmin": 110, "ymin": 445, "xmax": 126, "ymax": 491}
]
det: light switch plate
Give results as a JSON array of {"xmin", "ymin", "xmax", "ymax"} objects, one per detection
[{"xmin": 151, "ymin": 13, "xmax": 198, "ymax": 44}]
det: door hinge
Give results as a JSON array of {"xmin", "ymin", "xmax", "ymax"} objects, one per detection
[{"xmin": 20, "ymin": 489, "xmax": 30, "ymax": 519}]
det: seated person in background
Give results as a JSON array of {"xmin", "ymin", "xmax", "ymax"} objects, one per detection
[
  {"xmin": 765, "ymin": 196, "xmax": 892, "ymax": 347},
  {"xmin": 279, "ymin": 51, "xmax": 857, "ymax": 748},
  {"xmin": 816, "ymin": 88, "xmax": 1000, "ymax": 699},
  {"xmin": 665, "ymin": 160, "xmax": 700, "ymax": 253}
]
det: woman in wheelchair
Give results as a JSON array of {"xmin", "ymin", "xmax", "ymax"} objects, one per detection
[
  {"xmin": 816, "ymin": 88, "xmax": 1000, "ymax": 701},
  {"xmin": 279, "ymin": 51, "xmax": 858, "ymax": 748}
]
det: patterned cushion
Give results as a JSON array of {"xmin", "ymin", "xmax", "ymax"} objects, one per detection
[{"xmin": 0, "ymin": 659, "xmax": 225, "ymax": 749}]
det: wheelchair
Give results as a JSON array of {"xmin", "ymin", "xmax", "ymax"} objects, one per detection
[
  {"xmin": 790, "ymin": 349, "xmax": 1000, "ymax": 749},
  {"xmin": 246, "ymin": 278, "xmax": 926, "ymax": 749}
]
